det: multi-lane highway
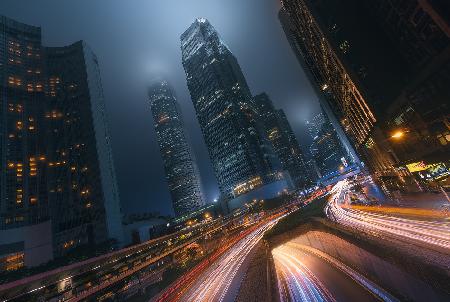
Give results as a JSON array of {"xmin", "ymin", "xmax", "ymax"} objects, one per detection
[
  {"xmin": 0, "ymin": 215, "xmax": 242, "ymax": 302},
  {"xmin": 153, "ymin": 215, "xmax": 282, "ymax": 302},
  {"xmin": 178, "ymin": 221, "xmax": 277, "ymax": 301},
  {"xmin": 326, "ymin": 180, "xmax": 450, "ymax": 252},
  {"xmin": 273, "ymin": 243, "xmax": 398, "ymax": 302}
]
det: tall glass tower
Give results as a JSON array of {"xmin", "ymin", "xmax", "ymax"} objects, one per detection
[
  {"xmin": 45, "ymin": 41, "xmax": 124, "ymax": 253},
  {"xmin": 149, "ymin": 80, "xmax": 204, "ymax": 217},
  {"xmin": 253, "ymin": 93, "xmax": 310, "ymax": 189},
  {"xmin": 0, "ymin": 16, "xmax": 123, "ymax": 269},
  {"xmin": 181, "ymin": 19, "xmax": 287, "ymax": 201}
]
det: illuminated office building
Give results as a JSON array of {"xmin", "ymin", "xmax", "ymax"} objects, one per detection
[
  {"xmin": 310, "ymin": 114, "xmax": 348, "ymax": 178},
  {"xmin": 280, "ymin": 0, "xmax": 449, "ymax": 190},
  {"xmin": 45, "ymin": 41, "xmax": 124, "ymax": 255},
  {"xmin": 0, "ymin": 16, "xmax": 123, "ymax": 269},
  {"xmin": 149, "ymin": 80, "xmax": 204, "ymax": 217},
  {"xmin": 254, "ymin": 93, "xmax": 310, "ymax": 189},
  {"xmin": 181, "ymin": 19, "xmax": 290, "ymax": 207}
]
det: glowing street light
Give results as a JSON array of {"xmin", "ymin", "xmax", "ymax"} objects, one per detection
[{"xmin": 391, "ymin": 131, "xmax": 404, "ymax": 139}]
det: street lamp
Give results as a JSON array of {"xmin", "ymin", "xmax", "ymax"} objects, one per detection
[{"xmin": 391, "ymin": 130, "xmax": 404, "ymax": 139}]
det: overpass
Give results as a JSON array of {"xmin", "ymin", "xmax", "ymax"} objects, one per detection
[{"xmin": 0, "ymin": 215, "xmax": 243, "ymax": 302}]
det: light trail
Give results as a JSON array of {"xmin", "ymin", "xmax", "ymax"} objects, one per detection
[
  {"xmin": 284, "ymin": 243, "xmax": 399, "ymax": 302},
  {"xmin": 326, "ymin": 180, "xmax": 450, "ymax": 251},
  {"xmin": 169, "ymin": 219, "xmax": 280, "ymax": 302},
  {"xmin": 273, "ymin": 243, "xmax": 399, "ymax": 302},
  {"xmin": 273, "ymin": 248, "xmax": 336, "ymax": 302}
]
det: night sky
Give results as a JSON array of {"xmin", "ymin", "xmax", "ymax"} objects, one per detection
[{"xmin": 1, "ymin": 0, "xmax": 321, "ymax": 216}]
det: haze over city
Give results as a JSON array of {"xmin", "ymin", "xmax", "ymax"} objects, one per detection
[
  {"xmin": 0, "ymin": 0, "xmax": 322, "ymax": 215},
  {"xmin": 0, "ymin": 1, "xmax": 448, "ymax": 301}
]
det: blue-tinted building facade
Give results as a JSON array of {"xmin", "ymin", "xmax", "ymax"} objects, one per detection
[
  {"xmin": 253, "ymin": 93, "xmax": 310, "ymax": 189},
  {"xmin": 0, "ymin": 16, "xmax": 123, "ymax": 269},
  {"xmin": 149, "ymin": 80, "xmax": 204, "ymax": 217},
  {"xmin": 45, "ymin": 41, "xmax": 124, "ymax": 253},
  {"xmin": 181, "ymin": 19, "xmax": 289, "ymax": 201}
]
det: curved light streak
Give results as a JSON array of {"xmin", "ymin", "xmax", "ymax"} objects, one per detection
[
  {"xmin": 326, "ymin": 180, "xmax": 450, "ymax": 251},
  {"xmin": 177, "ymin": 220, "xmax": 278, "ymax": 302},
  {"xmin": 273, "ymin": 248, "xmax": 336, "ymax": 302}
]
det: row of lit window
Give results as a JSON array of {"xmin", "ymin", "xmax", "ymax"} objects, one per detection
[
  {"xmin": 8, "ymin": 47, "xmax": 21, "ymax": 56},
  {"xmin": 27, "ymin": 83, "xmax": 43, "ymax": 92},
  {"xmin": 4, "ymin": 216, "xmax": 24, "ymax": 225},
  {"xmin": 8, "ymin": 76, "xmax": 22, "ymax": 86},
  {"xmin": 48, "ymin": 161, "xmax": 67, "ymax": 167},
  {"xmin": 7, "ymin": 157, "xmax": 46, "ymax": 169},
  {"xmin": 1, "ymin": 252, "xmax": 24, "ymax": 272},
  {"xmin": 8, "ymin": 103, "xmax": 23, "ymax": 113},
  {"xmin": 7, "ymin": 77, "xmax": 45, "ymax": 92},
  {"xmin": 63, "ymin": 240, "xmax": 75, "ymax": 249},
  {"xmin": 45, "ymin": 111, "xmax": 64, "ymax": 119},
  {"xmin": 27, "ymin": 69, "xmax": 41, "ymax": 74},
  {"xmin": 14, "ymin": 121, "xmax": 35, "ymax": 131},
  {"xmin": 8, "ymin": 57, "xmax": 22, "ymax": 65}
]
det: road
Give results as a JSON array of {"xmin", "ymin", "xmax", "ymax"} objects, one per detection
[
  {"xmin": 273, "ymin": 243, "xmax": 398, "ymax": 302},
  {"xmin": 155, "ymin": 218, "xmax": 280, "ymax": 302},
  {"xmin": 325, "ymin": 180, "xmax": 450, "ymax": 252},
  {"xmin": 0, "ymin": 216, "xmax": 238, "ymax": 302}
]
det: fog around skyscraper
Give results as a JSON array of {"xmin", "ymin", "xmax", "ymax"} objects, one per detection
[
  {"xmin": 149, "ymin": 80, "xmax": 204, "ymax": 217},
  {"xmin": 0, "ymin": 0, "xmax": 323, "ymax": 216}
]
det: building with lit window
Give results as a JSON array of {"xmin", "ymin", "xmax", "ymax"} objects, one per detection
[
  {"xmin": 279, "ymin": 7, "xmax": 360, "ymax": 172},
  {"xmin": 280, "ymin": 0, "xmax": 449, "ymax": 191},
  {"xmin": 305, "ymin": 113, "xmax": 325, "ymax": 139},
  {"xmin": 0, "ymin": 16, "xmax": 123, "ymax": 270},
  {"xmin": 0, "ymin": 16, "xmax": 52, "ymax": 270},
  {"xmin": 308, "ymin": 113, "xmax": 349, "ymax": 178},
  {"xmin": 149, "ymin": 80, "xmax": 204, "ymax": 217},
  {"xmin": 45, "ymin": 41, "xmax": 124, "ymax": 255},
  {"xmin": 367, "ymin": 1, "xmax": 450, "ymax": 190},
  {"xmin": 279, "ymin": 0, "xmax": 410, "ymax": 190},
  {"xmin": 181, "ymin": 19, "xmax": 291, "ymax": 209},
  {"xmin": 253, "ymin": 93, "xmax": 310, "ymax": 189}
]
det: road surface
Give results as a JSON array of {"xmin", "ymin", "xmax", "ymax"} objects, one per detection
[
  {"xmin": 273, "ymin": 243, "xmax": 398, "ymax": 302},
  {"xmin": 158, "ymin": 219, "xmax": 279, "ymax": 302},
  {"xmin": 326, "ymin": 180, "xmax": 450, "ymax": 252}
]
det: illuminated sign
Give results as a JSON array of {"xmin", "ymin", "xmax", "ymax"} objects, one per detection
[
  {"xmin": 233, "ymin": 176, "xmax": 263, "ymax": 197},
  {"xmin": 406, "ymin": 161, "xmax": 430, "ymax": 173},
  {"xmin": 416, "ymin": 163, "xmax": 449, "ymax": 180}
]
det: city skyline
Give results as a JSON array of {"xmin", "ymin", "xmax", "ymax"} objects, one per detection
[
  {"xmin": 0, "ymin": 0, "xmax": 322, "ymax": 216},
  {"xmin": 0, "ymin": 1, "xmax": 448, "ymax": 301},
  {"xmin": 181, "ymin": 18, "xmax": 292, "ymax": 209}
]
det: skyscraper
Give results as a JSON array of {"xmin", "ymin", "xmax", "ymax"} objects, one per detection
[
  {"xmin": 0, "ymin": 16, "xmax": 48, "ymax": 230},
  {"xmin": 279, "ymin": 0, "xmax": 410, "ymax": 189},
  {"xmin": 45, "ymin": 41, "xmax": 124, "ymax": 254},
  {"xmin": 280, "ymin": 0, "xmax": 449, "ymax": 191},
  {"xmin": 0, "ymin": 16, "xmax": 123, "ymax": 269},
  {"xmin": 254, "ymin": 93, "xmax": 310, "ymax": 189},
  {"xmin": 181, "ymin": 19, "xmax": 290, "ymax": 206},
  {"xmin": 306, "ymin": 112, "xmax": 348, "ymax": 177},
  {"xmin": 279, "ymin": 7, "xmax": 360, "ymax": 168},
  {"xmin": 306, "ymin": 113, "xmax": 325, "ymax": 139},
  {"xmin": 149, "ymin": 80, "xmax": 204, "ymax": 217},
  {"xmin": 311, "ymin": 117, "xmax": 348, "ymax": 178},
  {"xmin": 0, "ymin": 16, "xmax": 51, "ymax": 270}
]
